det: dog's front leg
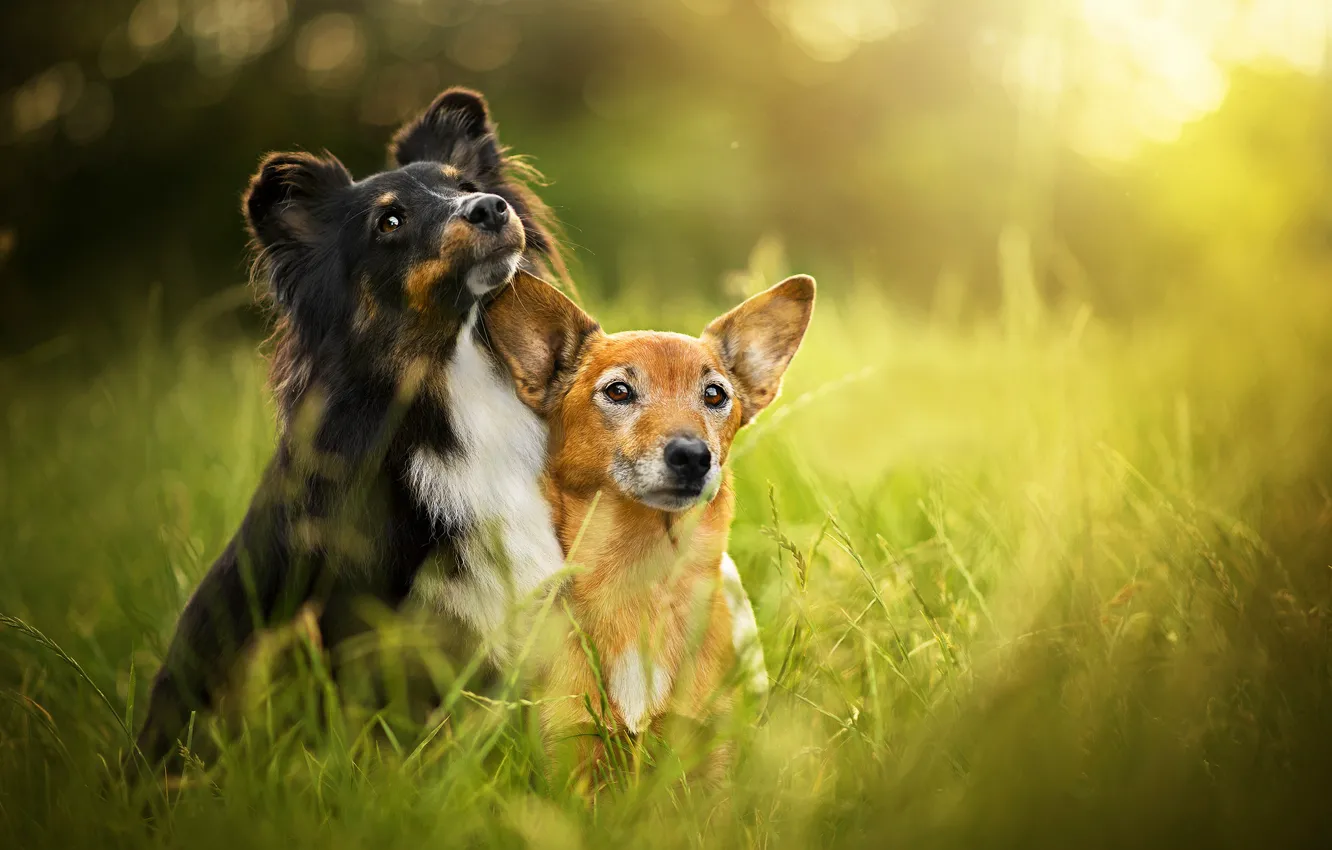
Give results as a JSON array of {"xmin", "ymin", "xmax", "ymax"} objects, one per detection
[
  {"xmin": 128, "ymin": 391, "xmax": 438, "ymax": 778},
  {"xmin": 128, "ymin": 456, "xmax": 329, "ymax": 776}
]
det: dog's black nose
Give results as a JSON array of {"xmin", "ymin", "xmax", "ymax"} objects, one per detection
[
  {"xmin": 664, "ymin": 437, "xmax": 712, "ymax": 483},
  {"xmin": 460, "ymin": 193, "xmax": 509, "ymax": 233}
]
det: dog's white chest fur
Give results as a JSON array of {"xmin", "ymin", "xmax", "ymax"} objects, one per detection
[
  {"xmin": 406, "ymin": 307, "xmax": 564, "ymax": 662},
  {"xmin": 605, "ymin": 554, "xmax": 769, "ymax": 734},
  {"xmin": 609, "ymin": 648, "xmax": 673, "ymax": 735}
]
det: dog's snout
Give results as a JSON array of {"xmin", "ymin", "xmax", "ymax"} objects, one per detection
[
  {"xmin": 664, "ymin": 436, "xmax": 711, "ymax": 482},
  {"xmin": 459, "ymin": 193, "xmax": 510, "ymax": 233}
]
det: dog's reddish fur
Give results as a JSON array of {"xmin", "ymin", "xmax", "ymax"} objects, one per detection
[{"xmin": 484, "ymin": 271, "xmax": 815, "ymax": 783}]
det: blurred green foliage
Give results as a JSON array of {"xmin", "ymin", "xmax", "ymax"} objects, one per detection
[{"xmin": 2, "ymin": 0, "xmax": 1328, "ymax": 349}]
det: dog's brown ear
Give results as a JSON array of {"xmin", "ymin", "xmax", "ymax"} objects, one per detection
[
  {"xmin": 702, "ymin": 274, "xmax": 815, "ymax": 425},
  {"xmin": 484, "ymin": 271, "xmax": 599, "ymax": 414}
]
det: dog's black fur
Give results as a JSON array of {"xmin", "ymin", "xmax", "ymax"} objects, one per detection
[{"xmin": 131, "ymin": 89, "xmax": 564, "ymax": 771}]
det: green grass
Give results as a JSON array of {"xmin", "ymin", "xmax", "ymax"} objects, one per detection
[{"xmin": 2, "ymin": 278, "xmax": 1331, "ymax": 848}]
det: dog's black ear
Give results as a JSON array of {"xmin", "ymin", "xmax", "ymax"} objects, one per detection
[
  {"xmin": 244, "ymin": 151, "xmax": 352, "ymax": 250},
  {"xmin": 703, "ymin": 275, "xmax": 815, "ymax": 426},
  {"xmin": 390, "ymin": 88, "xmax": 501, "ymax": 174},
  {"xmin": 484, "ymin": 271, "xmax": 599, "ymax": 415},
  {"xmin": 244, "ymin": 152, "xmax": 352, "ymax": 319}
]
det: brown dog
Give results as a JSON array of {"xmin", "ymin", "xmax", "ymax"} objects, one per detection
[{"xmin": 483, "ymin": 271, "xmax": 815, "ymax": 782}]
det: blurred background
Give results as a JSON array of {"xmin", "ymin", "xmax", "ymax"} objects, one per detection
[{"xmin": 1, "ymin": 0, "xmax": 1327, "ymax": 350}]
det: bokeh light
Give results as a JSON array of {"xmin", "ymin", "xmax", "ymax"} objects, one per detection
[
  {"xmin": 185, "ymin": 0, "xmax": 289, "ymax": 74},
  {"xmin": 767, "ymin": 0, "xmax": 904, "ymax": 62},
  {"xmin": 295, "ymin": 12, "xmax": 367, "ymax": 90},
  {"xmin": 127, "ymin": 0, "xmax": 180, "ymax": 54},
  {"xmin": 1051, "ymin": 0, "xmax": 1327, "ymax": 160}
]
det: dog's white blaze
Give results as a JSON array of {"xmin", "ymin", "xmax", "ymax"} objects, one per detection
[
  {"xmin": 609, "ymin": 647, "xmax": 672, "ymax": 735},
  {"xmin": 407, "ymin": 306, "xmax": 564, "ymax": 663},
  {"xmin": 721, "ymin": 552, "xmax": 769, "ymax": 697}
]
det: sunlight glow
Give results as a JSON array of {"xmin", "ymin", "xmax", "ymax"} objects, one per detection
[
  {"xmin": 1021, "ymin": 0, "xmax": 1330, "ymax": 161},
  {"xmin": 1069, "ymin": 0, "xmax": 1228, "ymax": 159},
  {"xmin": 767, "ymin": 0, "xmax": 902, "ymax": 63},
  {"xmin": 1218, "ymin": 0, "xmax": 1329, "ymax": 73}
]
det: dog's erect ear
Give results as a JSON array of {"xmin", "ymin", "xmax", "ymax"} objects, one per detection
[
  {"xmin": 390, "ymin": 88, "xmax": 500, "ymax": 172},
  {"xmin": 244, "ymin": 151, "xmax": 352, "ymax": 250},
  {"xmin": 703, "ymin": 275, "xmax": 815, "ymax": 425},
  {"xmin": 485, "ymin": 271, "xmax": 599, "ymax": 415}
]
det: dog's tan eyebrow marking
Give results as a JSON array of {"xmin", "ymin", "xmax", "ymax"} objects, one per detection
[
  {"xmin": 441, "ymin": 164, "xmax": 461, "ymax": 180},
  {"xmin": 376, "ymin": 192, "xmax": 397, "ymax": 206}
]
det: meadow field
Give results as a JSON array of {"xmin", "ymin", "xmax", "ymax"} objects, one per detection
[{"xmin": 2, "ymin": 264, "xmax": 1330, "ymax": 849}]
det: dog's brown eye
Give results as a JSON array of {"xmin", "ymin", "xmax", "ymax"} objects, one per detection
[
  {"xmin": 457, "ymin": 181, "xmax": 478, "ymax": 194},
  {"xmin": 377, "ymin": 212, "xmax": 403, "ymax": 233},
  {"xmin": 603, "ymin": 381, "xmax": 635, "ymax": 404},
  {"xmin": 703, "ymin": 384, "xmax": 729, "ymax": 408}
]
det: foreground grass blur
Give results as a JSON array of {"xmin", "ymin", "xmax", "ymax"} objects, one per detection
[{"xmin": 2, "ymin": 272, "xmax": 1330, "ymax": 848}]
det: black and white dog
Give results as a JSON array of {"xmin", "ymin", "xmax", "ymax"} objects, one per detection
[{"xmin": 132, "ymin": 89, "xmax": 570, "ymax": 769}]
